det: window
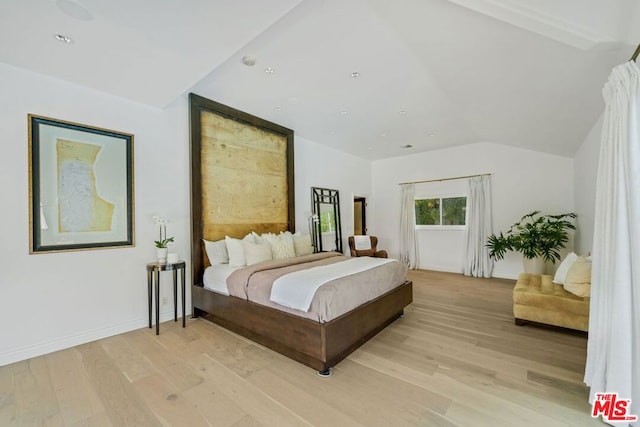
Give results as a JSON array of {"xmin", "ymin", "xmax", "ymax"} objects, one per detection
[
  {"xmin": 415, "ymin": 196, "xmax": 466, "ymax": 227},
  {"xmin": 415, "ymin": 198, "xmax": 440, "ymax": 225}
]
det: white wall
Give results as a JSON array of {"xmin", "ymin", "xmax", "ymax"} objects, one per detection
[
  {"xmin": 0, "ymin": 62, "xmax": 191, "ymax": 366},
  {"xmin": 573, "ymin": 114, "xmax": 603, "ymax": 255},
  {"xmin": 0, "ymin": 64, "xmax": 370, "ymax": 366},
  {"xmin": 371, "ymin": 142, "xmax": 575, "ymax": 279},
  {"xmin": 294, "ymin": 136, "xmax": 371, "ymax": 253}
]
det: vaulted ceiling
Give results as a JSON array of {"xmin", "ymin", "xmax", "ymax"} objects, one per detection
[{"xmin": 1, "ymin": 0, "xmax": 637, "ymax": 159}]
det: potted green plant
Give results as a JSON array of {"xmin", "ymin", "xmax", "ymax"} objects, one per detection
[
  {"xmin": 486, "ymin": 211, "xmax": 576, "ymax": 273},
  {"xmin": 153, "ymin": 215, "xmax": 174, "ymax": 263}
]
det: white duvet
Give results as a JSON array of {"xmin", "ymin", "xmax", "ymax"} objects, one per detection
[
  {"xmin": 203, "ymin": 264, "xmax": 239, "ymax": 295},
  {"xmin": 270, "ymin": 257, "xmax": 394, "ymax": 311}
]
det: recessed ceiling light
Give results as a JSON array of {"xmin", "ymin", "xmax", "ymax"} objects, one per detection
[
  {"xmin": 340, "ymin": 110, "xmax": 348, "ymax": 115},
  {"xmin": 274, "ymin": 106, "xmax": 282, "ymax": 111},
  {"xmin": 401, "ymin": 144, "xmax": 413, "ymax": 149},
  {"xmin": 381, "ymin": 132, "xmax": 387, "ymax": 137},
  {"xmin": 428, "ymin": 133, "xmax": 436, "ymax": 137},
  {"xmin": 265, "ymin": 67, "xmax": 275, "ymax": 74},
  {"xmin": 399, "ymin": 110, "xmax": 407, "ymax": 115},
  {"xmin": 351, "ymin": 71, "xmax": 360, "ymax": 78},
  {"xmin": 54, "ymin": 34, "xmax": 72, "ymax": 43},
  {"xmin": 242, "ymin": 56, "xmax": 256, "ymax": 66}
]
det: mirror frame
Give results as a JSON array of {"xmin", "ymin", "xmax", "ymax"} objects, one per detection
[{"xmin": 311, "ymin": 187, "xmax": 342, "ymax": 253}]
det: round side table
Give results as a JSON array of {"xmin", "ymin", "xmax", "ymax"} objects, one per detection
[{"xmin": 146, "ymin": 261, "xmax": 186, "ymax": 335}]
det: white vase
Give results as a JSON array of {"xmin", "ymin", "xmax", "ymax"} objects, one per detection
[
  {"xmin": 156, "ymin": 247, "xmax": 168, "ymax": 263},
  {"xmin": 523, "ymin": 257, "xmax": 546, "ymax": 274}
]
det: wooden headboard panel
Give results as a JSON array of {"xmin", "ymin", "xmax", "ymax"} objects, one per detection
[{"xmin": 189, "ymin": 94, "xmax": 295, "ymax": 285}]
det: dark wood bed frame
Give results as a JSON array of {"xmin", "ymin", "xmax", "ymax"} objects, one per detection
[{"xmin": 189, "ymin": 93, "xmax": 412, "ymax": 373}]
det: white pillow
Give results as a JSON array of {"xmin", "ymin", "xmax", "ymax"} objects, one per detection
[
  {"xmin": 251, "ymin": 231, "xmax": 266, "ymax": 244},
  {"xmin": 293, "ymin": 233, "xmax": 313, "ymax": 256},
  {"xmin": 552, "ymin": 252, "xmax": 579, "ymax": 284},
  {"xmin": 243, "ymin": 240, "xmax": 273, "ymax": 265},
  {"xmin": 203, "ymin": 239, "xmax": 228, "ymax": 265},
  {"xmin": 225, "ymin": 234, "xmax": 254, "ymax": 267},
  {"xmin": 262, "ymin": 231, "xmax": 296, "ymax": 259}
]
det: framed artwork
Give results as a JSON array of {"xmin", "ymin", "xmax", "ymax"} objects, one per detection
[{"xmin": 28, "ymin": 115, "xmax": 135, "ymax": 253}]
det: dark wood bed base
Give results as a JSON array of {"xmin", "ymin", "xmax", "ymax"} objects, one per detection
[{"xmin": 192, "ymin": 280, "xmax": 412, "ymax": 372}]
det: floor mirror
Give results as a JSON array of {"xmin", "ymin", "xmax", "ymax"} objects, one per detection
[{"xmin": 311, "ymin": 187, "xmax": 342, "ymax": 253}]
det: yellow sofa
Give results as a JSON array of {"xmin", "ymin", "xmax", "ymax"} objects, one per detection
[{"xmin": 513, "ymin": 273, "xmax": 589, "ymax": 332}]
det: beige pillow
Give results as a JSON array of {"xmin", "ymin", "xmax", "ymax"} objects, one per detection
[
  {"xmin": 293, "ymin": 233, "xmax": 313, "ymax": 256},
  {"xmin": 563, "ymin": 256, "xmax": 591, "ymax": 297},
  {"xmin": 243, "ymin": 240, "xmax": 272, "ymax": 265}
]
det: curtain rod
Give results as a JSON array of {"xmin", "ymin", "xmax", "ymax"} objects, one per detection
[
  {"xmin": 399, "ymin": 173, "xmax": 491, "ymax": 186},
  {"xmin": 631, "ymin": 43, "xmax": 640, "ymax": 62}
]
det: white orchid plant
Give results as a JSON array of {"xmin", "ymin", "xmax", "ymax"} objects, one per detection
[{"xmin": 152, "ymin": 215, "xmax": 174, "ymax": 248}]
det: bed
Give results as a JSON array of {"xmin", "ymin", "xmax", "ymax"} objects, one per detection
[{"xmin": 189, "ymin": 93, "xmax": 413, "ymax": 374}]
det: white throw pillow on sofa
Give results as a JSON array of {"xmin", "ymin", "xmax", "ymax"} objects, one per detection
[{"xmin": 552, "ymin": 252, "xmax": 579, "ymax": 285}]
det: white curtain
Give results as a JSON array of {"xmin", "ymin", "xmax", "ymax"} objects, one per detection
[
  {"xmin": 399, "ymin": 183, "xmax": 419, "ymax": 269},
  {"xmin": 463, "ymin": 175, "xmax": 493, "ymax": 278},
  {"xmin": 584, "ymin": 61, "xmax": 640, "ymax": 426}
]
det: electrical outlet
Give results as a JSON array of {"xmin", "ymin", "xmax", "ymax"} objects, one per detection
[{"xmin": 162, "ymin": 297, "xmax": 168, "ymax": 306}]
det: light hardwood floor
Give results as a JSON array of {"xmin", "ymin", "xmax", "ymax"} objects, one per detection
[{"xmin": 0, "ymin": 270, "xmax": 602, "ymax": 426}]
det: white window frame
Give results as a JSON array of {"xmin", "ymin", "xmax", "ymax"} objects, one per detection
[{"xmin": 414, "ymin": 195, "xmax": 467, "ymax": 230}]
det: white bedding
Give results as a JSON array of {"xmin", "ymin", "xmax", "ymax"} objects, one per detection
[
  {"xmin": 270, "ymin": 257, "xmax": 395, "ymax": 311},
  {"xmin": 203, "ymin": 264, "xmax": 239, "ymax": 295}
]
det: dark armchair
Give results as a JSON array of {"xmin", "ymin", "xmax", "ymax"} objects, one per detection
[{"xmin": 348, "ymin": 235, "xmax": 388, "ymax": 258}]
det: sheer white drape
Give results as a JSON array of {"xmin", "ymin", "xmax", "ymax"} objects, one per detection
[
  {"xmin": 399, "ymin": 183, "xmax": 419, "ymax": 269},
  {"xmin": 584, "ymin": 61, "xmax": 640, "ymax": 426},
  {"xmin": 463, "ymin": 175, "xmax": 493, "ymax": 278}
]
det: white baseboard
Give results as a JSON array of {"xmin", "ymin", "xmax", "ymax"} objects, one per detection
[
  {"xmin": 0, "ymin": 309, "xmax": 189, "ymax": 367},
  {"xmin": 416, "ymin": 263, "xmax": 519, "ymax": 280},
  {"xmin": 418, "ymin": 263, "xmax": 461, "ymax": 274}
]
